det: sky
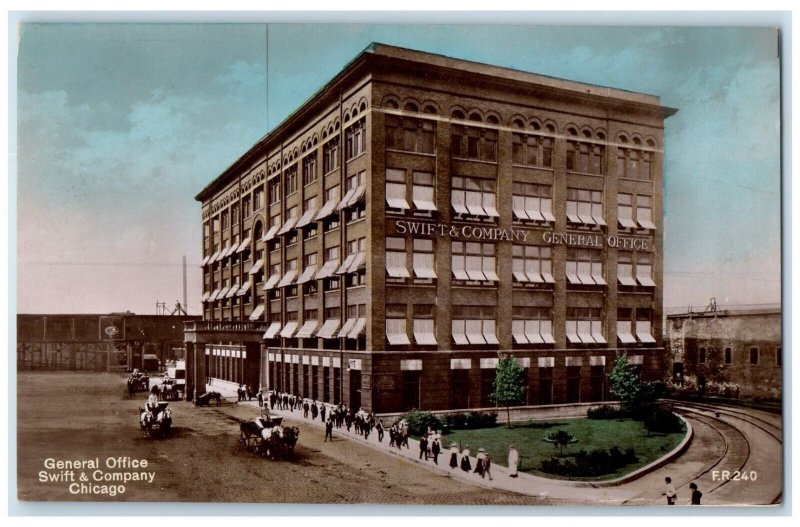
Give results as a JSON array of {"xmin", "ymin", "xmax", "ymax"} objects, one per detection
[{"xmin": 14, "ymin": 22, "xmax": 782, "ymax": 315}]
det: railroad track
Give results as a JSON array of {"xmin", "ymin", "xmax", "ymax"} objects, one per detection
[{"xmin": 672, "ymin": 402, "xmax": 783, "ymax": 505}]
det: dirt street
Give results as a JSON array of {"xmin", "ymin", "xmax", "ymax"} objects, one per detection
[{"xmin": 16, "ymin": 372, "xmax": 551, "ymax": 504}]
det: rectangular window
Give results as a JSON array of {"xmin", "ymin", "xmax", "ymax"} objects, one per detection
[
  {"xmin": 386, "ymin": 303, "xmax": 410, "ymax": 345},
  {"xmin": 749, "ymin": 346, "xmax": 759, "ymax": 365},
  {"xmin": 724, "ymin": 347, "xmax": 732, "ymax": 365},
  {"xmin": 567, "ymin": 188, "xmax": 605, "ymax": 226},
  {"xmin": 512, "ymin": 133, "xmax": 553, "ymax": 168},
  {"xmin": 451, "ymin": 176, "xmax": 498, "ymax": 218},
  {"xmin": 617, "ymin": 252, "xmax": 637, "ymax": 286},
  {"xmin": 345, "ymin": 118, "xmax": 366, "ymax": 160},
  {"xmin": 567, "ymin": 141, "xmax": 604, "ymax": 175},
  {"xmin": 323, "ymin": 137, "xmax": 340, "ymax": 174},
  {"xmin": 566, "ymin": 248, "xmax": 605, "ymax": 286},
  {"xmin": 452, "ymin": 305, "xmax": 497, "ymax": 345},
  {"xmin": 512, "ymin": 182, "xmax": 554, "ymax": 222},
  {"xmin": 616, "ymin": 308, "xmax": 636, "ymax": 344},
  {"xmin": 385, "ymin": 168, "xmax": 409, "ymax": 211},
  {"xmin": 511, "ymin": 306, "xmax": 553, "ymax": 344},
  {"xmin": 302, "ymin": 153, "xmax": 318, "ymax": 187},
  {"xmin": 617, "ymin": 193, "xmax": 637, "ymax": 230},
  {"xmin": 636, "ymin": 253, "xmax": 656, "ymax": 287},
  {"xmin": 385, "ymin": 237, "xmax": 410, "ymax": 278},
  {"xmin": 254, "ymin": 187, "xmax": 265, "ymax": 210},
  {"xmin": 412, "ymin": 171, "xmax": 436, "ymax": 211},
  {"xmin": 412, "ymin": 238, "xmax": 436, "ymax": 279},
  {"xmin": 412, "ymin": 304, "xmax": 436, "ymax": 345},
  {"xmin": 451, "ymin": 125, "xmax": 496, "ymax": 162},
  {"xmin": 268, "ymin": 178, "xmax": 280, "ymax": 205},
  {"xmin": 566, "ymin": 307, "xmax": 604, "ymax": 344},
  {"xmin": 635, "ymin": 308, "xmax": 656, "ymax": 343},
  {"xmin": 242, "ymin": 196, "xmax": 251, "ymax": 219},
  {"xmin": 452, "ymin": 241, "xmax": 497, "ymax": 283},
  {"xmin": 284, "ymin": 164, "xmax": 298, "ymax": 196},
  {"xmin": 512, "ymin": 245, "xmax": 554, "ymax": 284},
  {"xmin": 636, "ymin": 195, "xmax": 656, "ymax": 230}
]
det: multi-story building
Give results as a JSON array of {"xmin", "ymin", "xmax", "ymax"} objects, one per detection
[
  {"xmin": 666, "ymin": 307, "xmax": 782, "ymax": 401},
  {"xmin": 184, "ymin": 43, "xmax": 676, "ymax": 413}
]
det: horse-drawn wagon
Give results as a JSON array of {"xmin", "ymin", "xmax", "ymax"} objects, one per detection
[
  {"xmin": 126, "ymin": 371, "xmax": 150, "ymax": 395},
  {"xmin": 239, "ymin": 416, "xmax": 299, "ymax": 459},
  {"xmin": 139, "ymin": 401, "xmax": 172, "ymax": 437},
  {"xmin": 194, "ymin": 391, "xmax": 222, "ymax": 406}
]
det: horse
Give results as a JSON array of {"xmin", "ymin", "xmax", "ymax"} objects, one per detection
[{"xmin": 194, "ymin": 391, "xmax": 222, "ymax": 407}]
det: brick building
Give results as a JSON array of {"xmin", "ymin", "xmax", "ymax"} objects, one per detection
[
  {"xmin": 666, "ymin": 308, "xmax": 782, "ymax": 400},
  {"xmin": 185, "ymin": 43, "xmax": 675, "ymax": 412}
]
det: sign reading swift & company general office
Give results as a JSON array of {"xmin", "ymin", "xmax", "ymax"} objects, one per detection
[{"xmin": 393, "ymin": 219, "xmax": 651, "ymax": 250}]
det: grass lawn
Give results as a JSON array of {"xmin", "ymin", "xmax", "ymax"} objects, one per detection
[{"xmin": 441, "ymin": 418, "xmax": 686, "ymax": 481}]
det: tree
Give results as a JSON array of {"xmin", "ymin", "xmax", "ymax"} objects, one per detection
[
  {"xmin": 490, "ymin": 356, "xmax": 525, "ymax": 428},
  {"xmin": 608, "ymin": 354, "xmax": 642, "ymax": 412},
  {"xmin": 545, "ymin": 430, "xmax": 577, "ymax": 455}
]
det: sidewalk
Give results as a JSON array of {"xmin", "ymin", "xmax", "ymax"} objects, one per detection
[{"xmin": 208, "ymin": 384, "xmax": 647, "ymax": 505}]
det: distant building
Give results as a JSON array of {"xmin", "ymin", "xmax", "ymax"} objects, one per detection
[
  {"xmin": 17, "ymin": 313, "xmax": 200, "ymax": 372},
  {"xmin": 665, "ymin": 308, "xmax": 782, "ymax": 400},
  {"xmin": 186, "ymin": 43, "xmax": 675, "ymax": 412}
]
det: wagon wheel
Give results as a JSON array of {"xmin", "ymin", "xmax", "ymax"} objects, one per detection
[{"xmin": 240, "ymin": 430, "xmax": 250, "ymax": 449}]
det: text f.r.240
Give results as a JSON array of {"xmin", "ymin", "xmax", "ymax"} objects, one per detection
[{"xmin": 712, "ymin": 470, "xmax": 758, "ymax": 482}]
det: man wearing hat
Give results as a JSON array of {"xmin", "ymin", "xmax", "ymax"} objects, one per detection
[
  {"xmin": 508, "ymin": 445, "xmax": 519, "ymax": 478},
  {"xmin": 431, "ymin": 435, "xmax": 441, "ymax": 465}
]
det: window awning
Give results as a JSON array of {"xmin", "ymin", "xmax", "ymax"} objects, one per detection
[
  {"xmin": 592, "ymin": 330, "xmax": 607, "ymax": 344},
  {"xmin": 513, "ymin": 271, "xmax": 529, "ymax": 283},
  {"xmin": 315, "ymin": 199, "xmax": 338, "ymax": 220},
  {"xmin": 263, "ymin": 273, "xmax": 281, "ymax": 290},
  {"xmin": 315, "ymin": 259, "xmax": 339, "ymax": 280},
  {"xmin": 541, "ymin": 211, "xmax": 556, "ymax": 223},
  {"xmin": 566, "ymin": 271, "xmax": 581, "ymax": 284},
  {"xmin": 296, "ymin": 265, "xmax": 318, "ymax": 284},
  {"xmin": 578, "ymin": 214, "xmax": 596, "ymax": 226},
  {"xmin": 338, "ymin": 318, "xmax": 357, "ymax": 338},
  {"xmin": 525, "ymin": 321, "xmax": 544, "ymax": 344},
  {"xmin": 236, "ymin": 237, "xmax": 251, "ymax": 253},
  {"xmin": 280, "ymin": 321, "xmax": 299, "ymax": 338},
  {"xmin": 636, "ymin": 321, "xmax": 656, "ymax": 343},
  {"xmin": 336, "ymin": 254, "xmax": 356, "ymax": 274},
  {"xmin": 386, "ymin": 264, "xmax": 410, "ymax": 278},
  {"xmin": 593, "ymin": 216, "xmax": 607, "ymax": 227},
  {"xmin": 201, "ymin": 255, "xmax": 210, "ymax": 267},
  {"xmin": 296, "ymin": 207, "xmax": 318, "ymax": 228},
  {"xmin": 617, "ymin": 322, "xmax": 637, "ymax": 344},
  {"xmin": 541, "ymin": 272, "xmax": 555, "ymax": 284},
  {"xmin": 466, "ymin": 320, "xmax": 487, "ymax": 345},
  {"xmin": 451, "ymin": 201, "xmax": 469, "ymax": 215},
  {"xmin": 348, "ymin": 252, "xmax": 366, "ymax": 273},
  {"xmin": 226, "ymin": 283, "xmax": 240, "ymax": 298},
  {"xmin": 224, "ymin": 244, "xmax": 238, "ymax": 258},
  {"xmin": 208, "ymin": 288, "xmax": 221, "ymax": 302},
  {"xmin": 336, "ymin": 187, "xmax": 356, "ymax": 210},
  {"xmin": 413, "ymin": 263, "xmax": 437, "ymax": 279},
  {"xmin": 295, "ymin": 320, "xmax": 319, "ymax": 338},
  {"xmin": 413, "ymin": 330, "xmax": 437, "ymax": 345},
  {"xmin": 316, "ymin": 319, "xmax": 340, "ymax": 339},
  {"xmin": 236, "ymin": 281, "xmax": 251, "ymax": 296},
  {"xmin": 483, "ymin": 269, "xmax": 500, "ymax": 282},
  {"xmin": 453, "ymin": 269, "xmax": 469, "ymax": 280},
  {"xmin": 637, "ymin": 218, "xmax": 657, "ymax": 230},
  {"xmin": 249, "ymin": 304, "xmax": 265, "ymax": 321},
  {"xmin": 208, "ymin": 250, "xmax": 221, "ymax": 264},
  {"xmin": 217, "ymin": 245, "xmax": 231, "ymax": 261},
  {"xmin": 347, "ymin": 184, "xmax": 366, "ymax": 207},
  {"xmin": 261, "ymin": 224, "xmax": 280, "ymax": 242},
  {"xmin": 413, "ymin": 198, "xmax": 437, "ymax": 211},
  {"xmin": 526, "ymin": 209, "xmax": 545, "ymax": 222},
  {"xmin": 263, "ymin": 321, "xmax": 282, "ymax": 339},
  {"xmin": 277, "ymin": 269, "xmax": 298, "ymax": 288},
  {"xmin": 578, "ymin": 272, "xmax": 595, "ymax": 285},
  {"xmin": 248, "ymin": 259, "xmax": 264, "ymax": 275},
  {"xmin": 567, "ymin": 213, "xmax": 582, "ymax": 224},
  {"xmin": 217, "ymin": 286, "xmax": 230, "ymax": 299},
  {"xmin": 348, "ymin": 318, "xmax": 366, "ymax": 339},
  {"xmin": 618, "ymin": 217, "xmax": 638, "ymax": 229},
  {"xmin": 277, "ymin": 216, "xmax": 298, "ymax": 235},
  {"xmin": 483, "ymin": 206, "xmax": 500, "ymax": 217},
  {"xmin": 618, "ymin": 274, "xmax": 637, "ymax": 286},
  {"xmin": 201, "ymin": 291, "xmax": 211, "ymax": 302},
  {"xmin": 637, "ymin": 272, "xmax": 656, "ymax": 287},
  {"xmin": 591, "ymin": 271, "xmax": 607, "ymax": 286},
  {"xmin": 578, "ymin": 321, "xmax": 595, "ymax": 344},
  {"xmin": 467, "ymin": 204, "xmax": 487, "ymax": 217},
  {"xmin": 512, "ymin": 321, "xmax": 528, "ymax": 344},
  {"xmin": 566, "ymin": 330, "xmax": 581, "ymax": 344},
  {"xmin": 466, "ymin": 269, "xmax": 487, "ymax": 281},
  {"xmin": 512, "ymin": 207, "xmax": 529, "ymax": 221},
  {"xmin": 540, "ymin": 321, "xmax": 555, "ymax": 344},
  {"xmin": 386, "ymin": 196, "xmax": 410, "ymax": 210},
  {"xmin": 527, "ymin": 271, "xmax": 544, "ymax": 283},
  {"xmin": 452, "ymin": 330, "xmax": 469, "ymax": 345},
  {"xmin": 386, "ymin": 330, "xmax": 411, "ymax": 345}
]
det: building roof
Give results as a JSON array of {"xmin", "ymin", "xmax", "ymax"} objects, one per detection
[
  {"xmin": 666, "ymin": 307, "xmax": 781, "ymax": 320},
  {"xmin": 195, "ymin": 42, "xmax": 678, "ymax": 202}
]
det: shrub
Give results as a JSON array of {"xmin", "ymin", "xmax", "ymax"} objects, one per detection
[
  {"xmin": 442, "ymin": 411, "xmax": 498, "ymax": 430},
  {"xmin": 644, "ymin": 407, "xmax": 684, "ymax": 434},
  {"xmin": 399, "ymin": 409, "xmax": 442, "ymax": 436},
  {"xmin": 587, "ymin": 405, "xmax": 628, "ymax": 420},
  {"xmin": 539, "ymin": 446, "xmax": 638, "ymax": 477}
]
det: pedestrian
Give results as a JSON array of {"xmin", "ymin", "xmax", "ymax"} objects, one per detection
[
  {"xmin": 269, "ymin": 391, "xmax": 276, "ymax": 410},
  {"xmin": 484, "ymin": 453, "xmax": 493, "ymax": 480},
  {"xmin": 449, "ymin": 443, "xmax": 459, "ymax": 470},
  {"xmin": 311, "ymin": 401, "xmax": 319, "ymax": 420},
  {"xmin": 324, "ymin": 417, "xmax": 334, "ymax": 442},
  {"xmin": 431, "ymin": 436, "xmax": 441, "ymax": 465},
  {"xmin": 460, "ymin": 446, "xmax": 472, "ymax": 472},
  {"xmin": 690, "ymin": 482, "xmax": 702, "ymax": 505},
  {"xmin": 320, "ymin": 403, "xmax": 326, "ymax": 423},
  {"xmin": 664, "ymin": 477, "xmax": 677, "ymax": 505},
  {"xmin": 420, "ymin": 434, "xmax": 429, "ymax": 460},
  {"xmin": 257, "ymin": 390, "xmax": 263, "ymax": 408},
  {"xmin": 303, "ymin": 400, "xmax": 309, "ymax": 418},
  {"xmin": 508, "ymin": 445, "xmax": 519, "ymax": 478},
  {"xmin": 376, "ymin": 419, "xmax": 385, "ymax": 442},
  {"xmin": 474, "ymin": 448, "xmax": 486, "ymax": 476}
]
